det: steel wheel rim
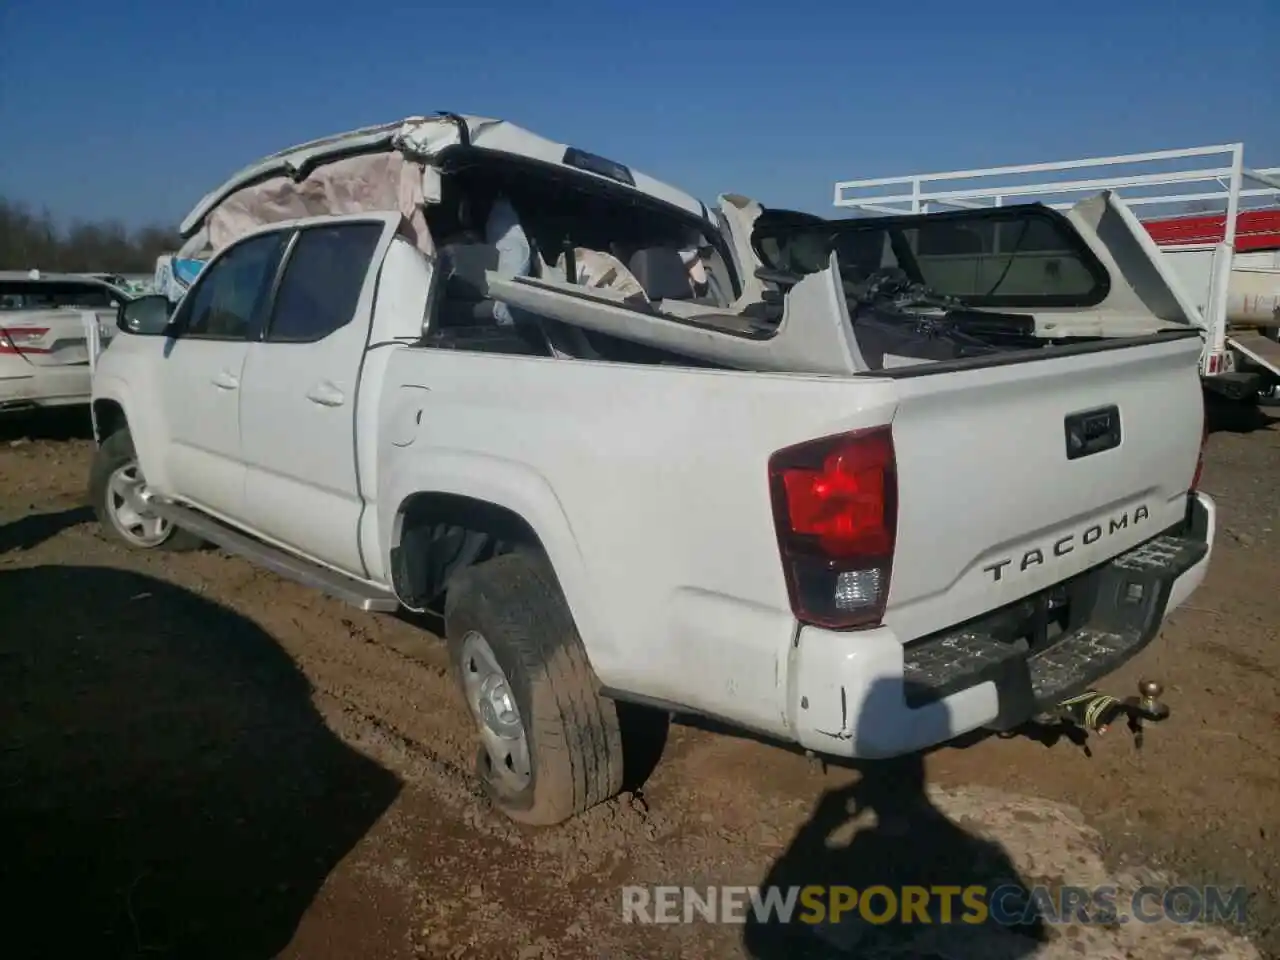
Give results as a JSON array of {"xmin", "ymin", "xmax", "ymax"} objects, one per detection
[
  {"xmin": 105, "ymin": 462, "xmax": 171, "ymax": 547},
  {"xmin": 459, "ymin": 630, "xmax": 531, "ymax": 792}
]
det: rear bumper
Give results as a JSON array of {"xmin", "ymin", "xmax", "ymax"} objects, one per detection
[
  {"xmin": 0, "ymin": 362, "xmax": 91, "ymax": 411},
  {"xmin": 787, "ymin": 491, "xmax": 1215, "ymax": 759}
]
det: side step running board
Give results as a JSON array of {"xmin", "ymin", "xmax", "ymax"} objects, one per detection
[{"xmin": 150, "ymin": 501, "xmax": 401, "ymax": 612}]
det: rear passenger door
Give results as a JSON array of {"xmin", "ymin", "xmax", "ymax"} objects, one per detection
[{"xmin": 238, "ymin": 214, "xmax": 398, "ymax": 576}]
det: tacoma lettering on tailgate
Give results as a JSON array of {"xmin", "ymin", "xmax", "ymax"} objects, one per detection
[{"xmin": 983, "ymin": 506, "xmax": 1151, "ymax": 582}]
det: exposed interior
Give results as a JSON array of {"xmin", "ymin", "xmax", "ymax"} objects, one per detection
[
  {"xmin": 413, "ymin": 159, "xmax": 1183, "ymax": 373},
  {"xmin": 416, "ymin": 146, "xmax": 743, "ymax": 365},
  {"xmin": 413, "ymin": 150, "xmax": 878, "ymax": 372}
]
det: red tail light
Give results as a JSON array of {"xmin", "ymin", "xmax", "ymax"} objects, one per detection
[
  {"xmin": 0, "ymin": 326, "xmax": 51, "ymax": 356},
  {"xmin": 768, "ymin": 426, "xmax": 897, "ymax": 630}
]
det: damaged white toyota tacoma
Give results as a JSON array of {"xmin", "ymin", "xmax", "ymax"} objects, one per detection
[{"xmin": 88, "ymin": 113, "xmax": 1215, "ymax": 825}]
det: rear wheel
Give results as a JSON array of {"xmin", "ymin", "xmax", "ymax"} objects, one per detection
[
  {"xmin": 444, "ymin": 551, "xmax": 624, "ymax": 825},
  {"xmin": 90, "ymin": 429, "xmax": 202, "ymax": 552}
]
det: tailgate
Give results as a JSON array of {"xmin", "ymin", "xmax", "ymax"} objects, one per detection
[
  {"xmin": 882, "ymin": 333, "xmax": 1204, "ymax": 643},
  {"xmin": 0, "ymin": 309, "xmax": 115, "ymax": 367}
]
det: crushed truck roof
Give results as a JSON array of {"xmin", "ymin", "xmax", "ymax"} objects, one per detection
[{"xmin": 180, "ymin": 113, "xmax": 708, "ymax": 240}]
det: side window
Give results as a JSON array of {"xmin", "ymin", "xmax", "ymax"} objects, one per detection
[
  {"xmin": 176, "ymin": 231, "xmax": 288, "ymax": 340},
  {"xmin": 265, "ymin": 222, "xmax": 384, "ymax": 343}
]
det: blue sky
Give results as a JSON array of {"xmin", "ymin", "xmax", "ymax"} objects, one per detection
[{"xmin": 1, "ymin": 0, "xmax": 1276, "ymax": 227}]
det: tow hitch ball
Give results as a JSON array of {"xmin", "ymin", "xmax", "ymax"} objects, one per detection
[{"xmin": 1053, "ymin": 680, "xmax": 1170, "ymax": 747}]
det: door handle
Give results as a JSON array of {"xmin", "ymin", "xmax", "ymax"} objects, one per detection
[
  {"xmin": 211, "ymin": 370, "xmax": 240, "ymax": 390},
  {"xmin": 306, "ymin": 381, "xmax": 345, "ymax": 407}
]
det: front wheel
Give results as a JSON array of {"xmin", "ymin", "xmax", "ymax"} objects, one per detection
[
  {"xmin": 445, "ymin": 551, "xmax": 624, "ymax": 826},
  {"xmin": 89, "ymin": 428, "xmax": 202, "ymax": 552}
]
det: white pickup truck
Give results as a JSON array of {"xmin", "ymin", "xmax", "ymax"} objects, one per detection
[{"xmin": 89, "ymin": 114, "xmax": 1215, "ymax": 825}]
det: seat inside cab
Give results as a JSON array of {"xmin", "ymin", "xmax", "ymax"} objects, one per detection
[{"xmin": 416, "ymin": 151, "xmax": 737, "ymax": 360}]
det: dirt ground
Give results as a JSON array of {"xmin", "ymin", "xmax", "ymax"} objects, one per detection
[{"xmin": 1, "ymin": 401, "xmax": 1277, "ymax": 960}]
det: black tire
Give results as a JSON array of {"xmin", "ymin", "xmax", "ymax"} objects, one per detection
[
  {"xmin": 89, "ymin": 428, "xmax": 203, "ymax": 552},
  {"xmin": 444, "ymin": 550, "xmax": 624, "ymax": 826}
]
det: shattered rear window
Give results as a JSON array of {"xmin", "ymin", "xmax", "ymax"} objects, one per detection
[{"xmin": 0, "ymin": 281, "xmax": 119, "ymax": 310}]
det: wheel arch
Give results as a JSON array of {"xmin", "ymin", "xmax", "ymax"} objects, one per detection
[
  {"xmin": 390, "ymin": 490, "xmax": 547, "ymax": 603},
  {"xmin": 89, "ymin": 378, "xmax": 170, "ymax": 492},
  {"xmin": 384, "ymin": 472, "xmax": 613, "ymax": 673},
  {"xmin": 91, "ymin": 397, "xmax": 127, "ymax": 443}
]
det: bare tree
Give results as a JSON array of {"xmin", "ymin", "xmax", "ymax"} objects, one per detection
[{"xmin": 0, "ymin": 197, "xmax": 181, "ymax": 273}]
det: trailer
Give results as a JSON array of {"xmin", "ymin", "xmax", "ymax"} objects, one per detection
[{"xmin": 834, "ymin": 144, "xmax": 1280, "ymax": 402}]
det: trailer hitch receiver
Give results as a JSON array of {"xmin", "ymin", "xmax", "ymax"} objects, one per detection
[{"xmin": 1053, "ymin": 679, "xmax": 1169, "ymax": 749}]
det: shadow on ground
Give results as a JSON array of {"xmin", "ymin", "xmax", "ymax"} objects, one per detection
[
  {"xmin": 1205, "ymin": 394, "xmax": 1280, "ymax": 435},
  {"xmin": 0, "ymin": 505, "xmax": 93, "ymax": 553},
  {"xmin": 0, "ymin": 561, "xmax": 403, "ymax": 959},
  {"xmin": 0, "ymin": 406, "xmax": 95, "ymax": 443},
  {"xmin": 742, "ymin": 680, "xmax": 1049, "ymax": 959}
]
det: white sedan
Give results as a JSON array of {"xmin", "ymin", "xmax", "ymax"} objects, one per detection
[{"xmin": 0, "ymin": 270, "xmax": 130, "ymax": 414}]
